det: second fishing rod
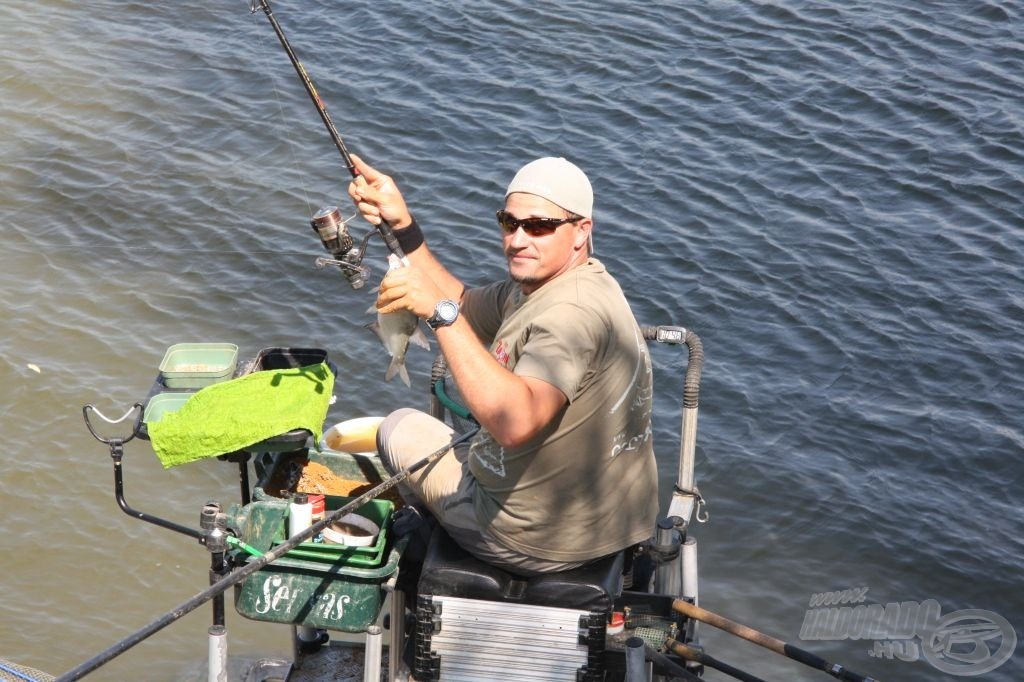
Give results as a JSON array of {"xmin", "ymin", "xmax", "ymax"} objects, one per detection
[{"xmin": 251, "ymin": 0, "xmax": 408, "ymax": 289}]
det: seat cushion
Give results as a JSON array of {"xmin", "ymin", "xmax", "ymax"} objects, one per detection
[{"xmin": 417, "ymin": 528, "xmax": 623, "ymax": 613}]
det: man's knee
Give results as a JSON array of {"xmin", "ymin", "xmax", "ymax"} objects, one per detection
[
  {"xmin": 376, "ymin": 408, "xmax": 425, "ymax": 473},
  {"xmin": 377, "ymin": 408, "xmax": 457, "ymax": 475}
]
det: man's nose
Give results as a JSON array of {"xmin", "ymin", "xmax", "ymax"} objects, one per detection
[{"xmin": 507, "ymin": 226, "xmax": 531, "ymax": 248}]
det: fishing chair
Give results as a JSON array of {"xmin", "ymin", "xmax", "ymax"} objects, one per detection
[
  {"xmin": 412, "ymin": 526, "xmax": 626, "ymax": 681},
  {"xmin": 410, "ymin": 358, "xmax": 635, "ymax": 680}
]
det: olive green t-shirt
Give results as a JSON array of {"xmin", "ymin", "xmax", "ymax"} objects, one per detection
[{"xmin": 461, "ymin": 259, "xmax": 658, "ymax": 562}]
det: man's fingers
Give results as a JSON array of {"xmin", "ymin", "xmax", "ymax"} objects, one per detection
[
  {"xmin": 356, "ymin": 199, "xmax": 382, "ymax": 223},
  {"xmin": 349, "ymin": 153, "xmax": 372, "ymax": 179},
  {"xmin": 351, "ymin": 153, "xmax": 386, "ymax": 187},
  {"xmin": 378, "ymin": 275, "xmax": 403, "ymax": 303}
]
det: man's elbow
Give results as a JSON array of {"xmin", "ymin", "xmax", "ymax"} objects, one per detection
[
  {"xmin": 488, "ymin": 421, "xmax": 542, "ymax": 450},
  {"xmin": 493, "ymin": 431, "xmax": 531, "ymax": 450},
  {"xmin": 484, "ymin": 380, "xmax": 565, "ymax": 449}
]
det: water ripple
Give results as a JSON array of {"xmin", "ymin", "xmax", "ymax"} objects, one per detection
[{"xmin": 3, "ymin": 1, "xmax": 1023, "ymax": 679}]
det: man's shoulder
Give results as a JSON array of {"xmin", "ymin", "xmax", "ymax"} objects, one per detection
[
  {"xmin": 558, "ymin": 259, "xmax": 630, "ymax": 309},
  {"xmin": 538, "ymin": 259, "xmax": 614, "ymax": 297},
  {"xmin": 573, "ymin": 257, "xmax": 609, "ymax": 279}
]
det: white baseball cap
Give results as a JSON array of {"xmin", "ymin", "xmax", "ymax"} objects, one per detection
[{"xmin": 505, "ymin": 157, "xmax": 594, "ymax": 251}]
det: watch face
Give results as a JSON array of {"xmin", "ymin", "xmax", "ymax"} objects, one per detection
[{"xmin": 437, "ymin": 300, "xmax": 459, "ymax": 323}]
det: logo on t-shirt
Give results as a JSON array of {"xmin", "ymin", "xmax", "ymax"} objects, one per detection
[
  {"xmin": 493, "ymin": 339, "xmax": 510, "ymax": 367},
  {"xmin": 470, "ymin": 431, "xmax": 506, "ymax": 477}
]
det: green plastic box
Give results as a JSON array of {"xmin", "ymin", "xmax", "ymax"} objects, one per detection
[
  {"xmin": 158, "ymin": 342, "xmax": 238, "ymax": 388},
  {"xmin": 232, "ymin": 447, "xmax": 406, "ymax": 633},
  {"xmin": 143, "ymin": 392, "xmax": 192, "ymax": 423},
  {"xmin": 270, "ymin": 496, "xmax": 393, "ymax": 568},
  {"xmin": 234, "ymin": 538, "xmax": 405, "ymax": 632},
  {"xmin": 232, "ymin": 494, "xmax": 404, "ymax": 632}
]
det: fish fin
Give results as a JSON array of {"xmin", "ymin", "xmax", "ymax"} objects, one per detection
[
  {"xmin": 365, "ymin": 321, "xmax": 393, "ymax": 355},
  {"xmin": 409, "ymin": 325, "xmax": 431, "ymax": 351},
  {"xmin": 366, "ymin": 303, "xmax": 378, "ymax": 315}
]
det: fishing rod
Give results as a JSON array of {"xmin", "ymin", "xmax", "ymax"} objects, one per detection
[
  {"xmin": 56, "ymin": 425, "xmax": 479, "ymax": 681},
  {"xmin": 250, "ymin": 0, "xmax": 408, "ymax": 288},
  {"xmin": 618, "ymin": 638, "xmax": 700, "ymax": 679},
  {"xmin": 663, "ymin": 638, "xmax": 768, "ymax": 682},
  {"xmin": 672, "ymin": 599, "xmax": 881, "ymax": 682}
]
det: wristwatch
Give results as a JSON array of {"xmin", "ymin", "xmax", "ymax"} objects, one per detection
[{"xmin": 426, "ymin": 299, "xmax": 460, "ymax": 330}]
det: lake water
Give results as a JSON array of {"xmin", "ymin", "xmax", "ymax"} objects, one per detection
[{"xmin": 1, "ymin": 1, "xmax": 1021, "ymax": 680}]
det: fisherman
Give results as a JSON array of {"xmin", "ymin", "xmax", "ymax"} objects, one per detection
[{"xmin": 348, "ymin": 155, "xmax": 657, "ymax": 575}]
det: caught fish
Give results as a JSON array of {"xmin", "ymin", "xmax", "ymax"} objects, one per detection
[{"xmin": 366, "ymin": 255, "xmax": 431, "ymax": 387}]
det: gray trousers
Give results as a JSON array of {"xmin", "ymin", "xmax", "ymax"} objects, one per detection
[{"xmin": 376, "ymin": 408, "xmax": 587, "ymax": 576}]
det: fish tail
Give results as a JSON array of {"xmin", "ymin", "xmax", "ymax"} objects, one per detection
[{"xmin": 385, "ymin": 356, "xmax": 411, "ymax": 388}]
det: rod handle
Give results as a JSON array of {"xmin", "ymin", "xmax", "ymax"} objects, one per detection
[{"xmin": 375, "ymin": 216, "xmax": 408, "ymax": 264}]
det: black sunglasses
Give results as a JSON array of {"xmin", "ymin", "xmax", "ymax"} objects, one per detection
[{"xmin": 496, "ymin": 209, "xmax": 583, "ymax": 237}]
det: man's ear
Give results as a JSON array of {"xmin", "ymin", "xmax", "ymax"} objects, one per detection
[{"xmin": 575, "ymin": 218, "xmax": 593, "ymax": 253}]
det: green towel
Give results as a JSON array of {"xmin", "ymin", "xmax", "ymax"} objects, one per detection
[{"xmin": 148, "ymin": 362, "xmax": 335, "ymax": 468}]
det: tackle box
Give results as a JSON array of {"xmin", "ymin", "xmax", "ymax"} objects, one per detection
[
  {"xmin": 253, "ymin": 346, "xmax": 329, "ymax": 371},
  {"xmin": 232, "ymin": 491, "xmax": 404, "ymax": 632},
  {"xmin": 231, "ymin": 449, "xmax": 405, "ymax": 632}
]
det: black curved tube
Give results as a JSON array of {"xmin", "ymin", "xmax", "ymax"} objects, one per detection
[{"xmin": 640, "ymin": 325, "xmax": 703, "ymax": 409}]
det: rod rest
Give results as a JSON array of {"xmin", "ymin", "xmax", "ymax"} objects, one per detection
[{"xmin": 417, "ymin": 527, "xmax": 624, "ymax": 613}]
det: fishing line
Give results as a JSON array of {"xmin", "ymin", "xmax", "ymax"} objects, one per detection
[
  {"xmin": 56, "ymin": 208, "xmax": 361, "ymax": 257},
  {"xmin": 8, "ymin": 243, "xmax": 336, "ymax": 260},
  {"xmin": 249, "ymin": 0, "xmax": 409, "ymax": 265},
  {"xmin": 248, "ymin": 6, "xmax": 315, "ymax": 217}
]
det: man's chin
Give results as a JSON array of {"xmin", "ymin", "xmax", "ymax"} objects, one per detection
[{"xmin": 508, "ymin": 265, "xmax": 539, "ymax": 285}]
